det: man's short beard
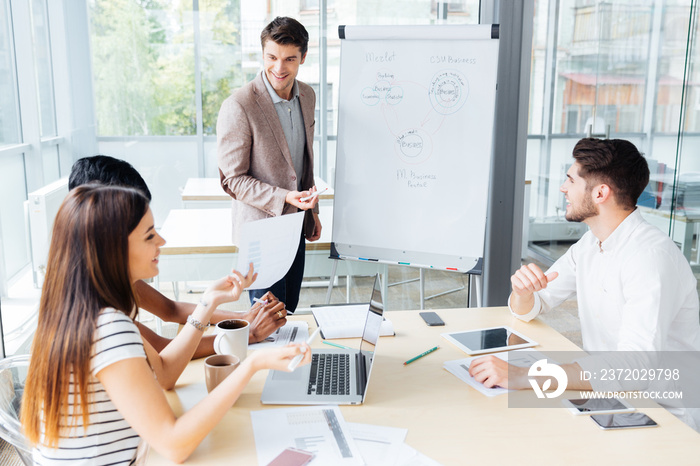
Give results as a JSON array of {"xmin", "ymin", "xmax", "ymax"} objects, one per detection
[{"xmin": 565, "ymin": 189, "xmax": 598, "ymax": 223}]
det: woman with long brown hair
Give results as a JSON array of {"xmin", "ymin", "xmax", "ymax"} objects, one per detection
[{"xmin": 21, "ymin": 184, "xmax": 311, "ymax": 464}]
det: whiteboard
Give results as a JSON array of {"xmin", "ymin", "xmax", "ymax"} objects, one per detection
[{"xmin": 331, "ymin": 25, "xmax": 499, "ymax": 272}]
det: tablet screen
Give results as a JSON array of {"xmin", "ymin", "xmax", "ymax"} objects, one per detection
[
  {"xmin": 450, "ymin": 328, "xmax": 527, "ymax": 351},
  {"xmin": 441, "ymin": 326, "xmax": 537, "ymax": 355}
]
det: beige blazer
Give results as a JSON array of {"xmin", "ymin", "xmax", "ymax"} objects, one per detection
[{"xmin": 217, "ymin": 73, "xmax": 317, "ymax": 243}]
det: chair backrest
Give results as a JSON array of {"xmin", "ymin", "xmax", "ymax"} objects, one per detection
[{"xmin": 0, "ymin": 355, "xmax": 33, "ymax": 465}]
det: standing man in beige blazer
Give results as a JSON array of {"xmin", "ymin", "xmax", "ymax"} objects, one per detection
[{"xmin": 217, "ymin": 17, "xmax": 321, "ymax": 313}]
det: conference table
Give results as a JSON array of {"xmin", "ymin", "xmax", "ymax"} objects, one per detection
[{"xmin": 146, "ymin": 307, "xmax": 700, "ymax": 465}]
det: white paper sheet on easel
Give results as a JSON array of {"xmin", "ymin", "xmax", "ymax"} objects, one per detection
[{"xmin": 235, "ymin": 212, "xmax": 304, "ymax": 289}]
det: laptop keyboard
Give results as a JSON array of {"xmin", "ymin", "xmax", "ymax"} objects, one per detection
[{"xmin": 307, "ymin": 353, "xmax": 350, "ymax": 395}]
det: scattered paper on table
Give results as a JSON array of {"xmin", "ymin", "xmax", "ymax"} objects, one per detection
[
  {"xmin": 395, "ymin": 443, "xmax": 444, "ymax": 466},
  {"xmin": 443, "ymin": 349, "xmax": 553, "ymax": 397},
  {"xmin": 348, "ymin": 423, "xmax": 407, "ymax": 466},
  {"xmin": 249, "ymin": 321, "xmax": 309, "ymax": 350},
  {"xmin": 236, "ymin": 212, "xmax": 304, "ymax": 289},
  {"xmin": 251, "ymin": 405, "xmax": 363, "ymax": 466}
]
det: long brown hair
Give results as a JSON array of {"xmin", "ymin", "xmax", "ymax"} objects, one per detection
[{"xmin": 21, "ymin": 184, "xmax": 149, "ymax": 447}]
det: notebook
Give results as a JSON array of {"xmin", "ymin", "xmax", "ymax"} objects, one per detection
[
  {"xmin": 311, "ymin": 304, "xmax": 394, "ymax": 339},
  {"xmin": 261, "ymin": 274, "xmax": 384, "ymax": 405}
]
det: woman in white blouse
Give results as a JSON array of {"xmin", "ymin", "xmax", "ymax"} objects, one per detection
[{"xmin": 21, "ymin": 184, "xmax": 311, "ymax": 465}]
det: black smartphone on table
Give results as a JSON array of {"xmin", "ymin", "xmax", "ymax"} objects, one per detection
[
  {"xmin": 419, "ymin": 311, "xmax": 445, "ymax": 326},
  {"xmin": 590, "ymin": 412, "xmax": 658, "ymax": 430}
]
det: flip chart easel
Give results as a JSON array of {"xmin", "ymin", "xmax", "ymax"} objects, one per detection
[{"xmin": 327, "ymin": 24, "xmax": 499, "ymax": 308}]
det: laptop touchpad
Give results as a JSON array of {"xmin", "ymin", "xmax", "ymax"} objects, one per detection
[{"xmin": 272, "ymin": 369, "xmax": 304, "ymax": 381}]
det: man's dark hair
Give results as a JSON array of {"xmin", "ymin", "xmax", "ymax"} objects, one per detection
[
  {"xmin": 68, "ymin": 155, "xmax": 152, "ymax": 201},
  {"xmin": 260, "ymin": 16, "xmax": 309, "ymax": 57},
  {"xmin": 572, "ymin": 138, "xmax": 649, "ymax": 210}
]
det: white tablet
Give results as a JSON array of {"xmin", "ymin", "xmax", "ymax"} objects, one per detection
[
  {"xmin": 562, "ymin": 397, "xmax": 636, "ymax": 416},
  {"xmin": 440, "ymin": 326, "xmax": 537, "ymax": 355}
]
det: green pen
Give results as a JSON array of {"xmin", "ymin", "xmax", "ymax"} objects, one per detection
[
  {"xmin": 404, "ymin": 345, "xmax": 440, "ymax": 365},
  {"xmin": 322, "ymin": 340, "xmax": 353, "ymax": 350}
]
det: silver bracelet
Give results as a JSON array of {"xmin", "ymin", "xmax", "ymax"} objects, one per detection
[{"xmin": 187, "ymin": 314, "xmax": 210, "ymax": 332}]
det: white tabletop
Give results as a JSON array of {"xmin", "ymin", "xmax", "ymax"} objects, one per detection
[{"xmin": 147, "ymin": 308, "xmax": 700, "ymax": 465}]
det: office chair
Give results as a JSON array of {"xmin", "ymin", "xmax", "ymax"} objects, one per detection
[{"xmin": 0, "ymin": 354, "xmax": 32, "ymax": 465}]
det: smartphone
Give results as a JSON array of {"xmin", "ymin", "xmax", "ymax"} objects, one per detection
[
  {"xmin": 419, "ymin": 311, "xmax": 445, "ymax": 326},
  {"xmin": 266, "ymin": 447, "xmax": 315, "ymax": 466},
  {"xmin": 591, "ymin": 412, "xmax": 658, "ymax": 430},
  {"xmin": 562, "ymin": 397, "xmax": 635, "ymax": 416}
]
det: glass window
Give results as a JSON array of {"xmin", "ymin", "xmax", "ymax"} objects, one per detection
[
  {"xmin": 552, "ymin": 0, "xmax": 652, "ymax": 135},
  {"xmin": 89, "ymin": 0, "xmax": 196, "ymax": 136},
  {"xmin": 429, "ymin": 1, "xmax": 472, "ymax": 14},
  {"xmin": 301, "ymin": 0, "xmax": 335, "ymax": 12},
  {"xmin": 41, "ymin": 145, "xmax": 60, "ymax": 184},
  {"xmin": 30, "ymin": 0, "xmax": 57, "ymax": 138},
  {"xmin": 529, "ymin": 0, "xmax": 550, "ymax": 135},
  {"xmin": 656, "ymin": 3, "xmax": 695, "ymax": 133},
  {"xmin": 525, "ymin": 0, "xmax": 700, "ymax": 272},
  {"xmin": 200, "ymin": 1, "xmax": 244, "ymax": 136},
  {"xmin": 0, "ymin": 0, "xmax": 21, "ymax": 146},
  {"xmin": 0, "ymin": 153, "xmax": 29, "ymax": 281}
]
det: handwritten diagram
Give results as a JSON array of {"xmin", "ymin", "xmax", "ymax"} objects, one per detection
[
  {"xmin": 429, "ymin": 70, "xmax": 469, "ymax": 114},
  {"xmin": 333, "ymin": 29, "xmax": 500, "ymax": 270},
  {"xmin": 360, "ymin": 68, "xmax": 469, "ymax": 166}
]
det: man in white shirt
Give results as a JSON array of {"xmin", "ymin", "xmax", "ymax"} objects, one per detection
[{"xmin": 469, "ymin": 138, "xmax": 700, "ymax": 429}]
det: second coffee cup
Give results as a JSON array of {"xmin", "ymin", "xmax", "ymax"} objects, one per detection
[
  {"xmin": 213, "ymin": 319, "xmax": 249, "ymax": 361},
  {"xmin": 204, "ymin": 354, "xmax": 240, "ymax": 392}
]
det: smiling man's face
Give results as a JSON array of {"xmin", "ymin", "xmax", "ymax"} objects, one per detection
[
  {"xmin": 560, "ymin": 162, "xmax": 599, "ymax": 223},
  {"xmin": 262, "ymin": 40, "xmax": 306, "ymax": 101}
]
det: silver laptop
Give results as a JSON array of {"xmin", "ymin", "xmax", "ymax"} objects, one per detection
[{"xmin": 261, "ymin": 274, "xmax": 384, "ymax": 405}]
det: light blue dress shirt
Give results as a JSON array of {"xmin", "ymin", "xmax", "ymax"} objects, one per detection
[{"xmin": 262, "ymin": 71, "xmax": 306, "ymax": 190}]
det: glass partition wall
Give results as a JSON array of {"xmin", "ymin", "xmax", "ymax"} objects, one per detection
[{"xmin": 525, "ymin": 0, "xmax": 700, "ymax": 284}]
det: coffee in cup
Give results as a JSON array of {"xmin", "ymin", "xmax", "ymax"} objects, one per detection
[
  {"xmin": 204, "ymin": 354, "xmax": 240, "ymax": 392},
  {"xmin": 213, "ymin": 319, "xmax": 249, "ymax": 361}
]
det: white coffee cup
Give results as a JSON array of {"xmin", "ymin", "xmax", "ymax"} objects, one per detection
[{"xmin": 213, "ymin": 319, "xmax": 249, "ymax": 361}]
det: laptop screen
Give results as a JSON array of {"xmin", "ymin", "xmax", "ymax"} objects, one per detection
[
  {"xmin": 355, "ymin": 274, "xmax": 383, "ymax": 398},
  {"xmin": 360, "ymin": 274, "xmax": 384, "ymax": 352}
]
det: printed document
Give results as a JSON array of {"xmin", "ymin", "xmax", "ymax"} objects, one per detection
[
  {"xmin": 348, "ymin": 423, "xmax": 407, "ymax": 466},
  {"xmin": 251, "ymin": 405, "xmax": 363, "ymax": 466},
  {"xmin": 249, "ymin": 321, "xmax": 309, "ymax": 350},
  {"xmin": 443, "ymin": 349, "xmax": 552, "ymax": 397},
  {"xmin": 236, "ymin": 212, "xmax": 304, "ymax": 289}
]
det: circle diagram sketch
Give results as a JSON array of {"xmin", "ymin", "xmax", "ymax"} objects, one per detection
[
  {"xmin": 359, "ymin": 69, "xmax": 469, "ymax": 165},
  {"xmin": 429, "ymin": 70, "xmax": 469, "ymax": 114}
]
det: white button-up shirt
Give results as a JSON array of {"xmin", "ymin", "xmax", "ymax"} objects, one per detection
[
  {"xmin": 512, "ymin": 209, "xmax": 700, "ymax": 353},
  {"xmin": 511, "ymin": 209, "xmax": 700, "ymax": 430}
]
